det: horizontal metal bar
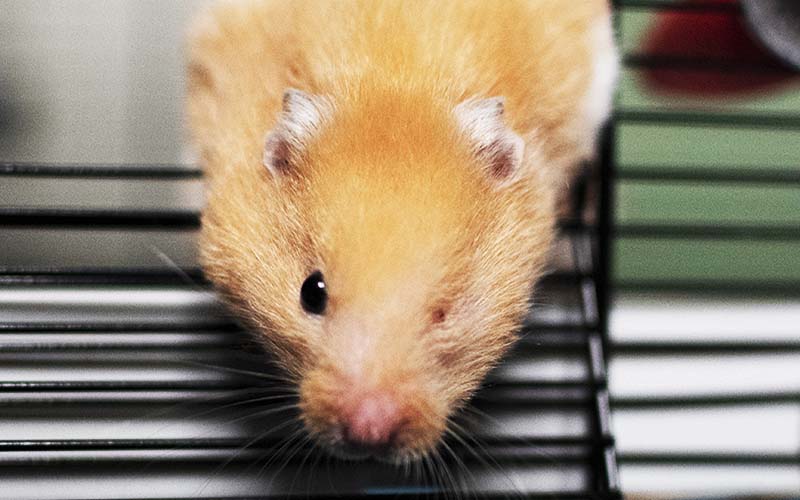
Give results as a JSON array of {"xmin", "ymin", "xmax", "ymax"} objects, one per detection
[
  {"xmin": 0, "ymin": 207, "xmax": 200, "ymax": 229},
  {"xmin": 516, "ymin": 332, "xmax": 594, "ymax": 351},
  {"xmin": 0, "ymin": 162, "xmax": 202, "ymax": 179},
  {"xmin": 0, "ymin": 339, "xmax": 243, "ymax": 354},
  {"xmin": 0, "ymin": 380, "xmax": 259, "ymax": 392},
  {"xmin": 473, "ymin": 387, "xmax": 598, "ymax": 406},
  {"xmin": 0, "ymin": 268, "xmax": 592, "ymax": 288},
  {"xmin": 0, "ymin": 336, "xmax": 589, "ymax": 356},
  {"xmin": 0, "ymin": 322, "xmax": 238, "ymax": 332},
  {"xmin": 9, "ymin": 493, "xmax": 619, "ymax": 500},
  {"xmin": 612, "ymin": 392, "xmax": 800, "ymax": 408},
  {"xmin": 0, "ymin": 388, "xmax": 599, "ymax": 408},
  {"xmin": 0, "ymin": 451, "xmax": 602, "ymax": 468},
  {"xmin": 0, "ymin": 377, "xmax": 605, "ymax": 395},
  {"xmin": 0, "ymin": 207, "xmax": 584, "ymax": 233},
  {"xmin": 0, "ymin": 438, "xmax": 245, "ymax": 452},
  {"xmin": 616, "ymin": 109, "xmax": 800, "ymax": 129},
  {"xmin": 0, "ymin": 320, "xmax": 594, "ymax": 338},
  {"xmin": 617, "ymin": 166, "xmax": 800, "ymax": 185},
  {"xmin": 503, "ymin": 344, "xmax": 588, "ymax": 358},
  {"xmin": 615, "ymin": 280, "xmax": 800, "ymax": 297},
  {"xmin": 612, "ymin": 341, "xmax": 800, "ymax": 354},
  {"xmin": 0, "ymin": 439, "xmax": 607, "ymax": 466},
  {"xmin": 0, "ymin": 352, "xmax": 260, "ymax": 366},
  {"xmin": 617, "ymin": 452, "xmax": 800, "ymax": 465},
  {"xmin": 0, "ymin": 267, "xmax": 208, "ymax": 286},
  {"xmin": 624, "ymin": 54, "xmax": 794, "ymax": 74},
  {"xmin": 616, "ymin": 223, "xmax": 800, "ymax": 241},
  {"xmin": 0, "ymin": 435, "xmax": 610, "ymax": 452},
  {"xmin": 0, "ymin": 389, "xmax": 252, "ymax": 405},
  {"xmin": 487, "ymin": 379, "xmax": 606, "ymax": 391},
  {"xmin": 617, "ymin": 0, "xmax": 741, "ymax": 12},
  {"xmin": 0, "ymin": 329, "xmax": 587, "ymax": 354},
  {"xmin": 523, "ymin": 323, "xmax": 596, "ymax": 335}
]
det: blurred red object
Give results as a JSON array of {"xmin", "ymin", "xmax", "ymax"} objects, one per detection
[{"xmin": 640, "ymin": 0, "xmax": 798, "ymax": 97}]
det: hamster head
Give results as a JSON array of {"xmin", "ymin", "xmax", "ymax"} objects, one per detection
[{"xmin": 200, "ymin": 87, "xmax": 555, "ymax": 463}]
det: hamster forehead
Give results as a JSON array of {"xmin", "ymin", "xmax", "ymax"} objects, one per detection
[
  {"xmin": 294, "ymin": 114, "xmax": 490, "ymax": 314},
  {"xmin": 307, "ymin": 174, "xmax": 481, "ymax": 317}
]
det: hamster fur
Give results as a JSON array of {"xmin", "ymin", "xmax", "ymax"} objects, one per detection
[{"xmin": 187, "ymin": 0, "xmax": 616, "ymax": 463}]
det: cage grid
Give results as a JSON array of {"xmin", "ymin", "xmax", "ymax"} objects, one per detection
[{"xmin": 0, "ymin": 150, "xmax": 619, "ymax": 499}]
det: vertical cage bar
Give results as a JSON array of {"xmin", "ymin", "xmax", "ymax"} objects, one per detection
[{"xmin": 597, "ymin": 0, "xmax": 621, "ymax": 365}]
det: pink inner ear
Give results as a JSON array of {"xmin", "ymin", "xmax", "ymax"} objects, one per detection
[
  {"xmin": 480, "ymin": 129, "xmax": 525, "ymax": 184},
  {"xmin": 478, "ymin": 140, "xmax": 516, "ymax": 180},
  {"xmin": 263, "ymin": 131, "xmax": 292, "ymax": 175}
]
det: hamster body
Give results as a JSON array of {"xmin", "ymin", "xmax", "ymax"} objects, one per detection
[{"xmin": 187, "ymin": 0, "xmax": 616, "ymax": 462}]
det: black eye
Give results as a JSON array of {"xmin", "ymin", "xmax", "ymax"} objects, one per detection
[{"xmin": 300, "ymin": 270, "xmax": 327, "ymax": 315}]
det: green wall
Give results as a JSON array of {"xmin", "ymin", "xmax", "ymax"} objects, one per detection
[{"xmin": 613, "ymin": 5, "xmax": 800, "ymax": 289}]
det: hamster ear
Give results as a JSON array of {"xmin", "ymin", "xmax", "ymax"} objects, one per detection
[
  {"xmin": 263, "ymin": 88, "xmax": 332, "ymax": 176},
  {"xmin": 454, "ymin": 96, "xmax": 525, "ymax": 184}
]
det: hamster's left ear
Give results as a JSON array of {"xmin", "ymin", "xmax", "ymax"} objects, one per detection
[
  {"xmin": 263, "ymin": 89, "xmax": 332, "ymax": 176},
  {"xmin": 454, "ymin": 97, "xmax": 525, "ymax": 185}
]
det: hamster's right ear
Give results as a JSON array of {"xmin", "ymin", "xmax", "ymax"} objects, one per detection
[
  {"xmin": 454, "ymin": 96, "xmax": 525, "ymax": 187},
  {"xmin": 263, "ymin": 89, "xmax": 333, "ymax": 176}
]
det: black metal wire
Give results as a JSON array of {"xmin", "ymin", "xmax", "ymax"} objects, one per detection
[
  {"xmin": 617, "ymin": 166, "xmax": 800, "ymax": 185},
  {"xmin": 0, "ymin": 267, "xmax": 209, "ymax": 286},
  {"xmin": 612, "ymin": 393, "xmax": 800, "ymax": 408},
  {"xmin": 55, "ymin": 495, "xmax": 609, "ymax": 500},
  {"xmin": 624, "ymin": 54, "xmax": 796, "ymax": 74},
  {"xmin": 616, "ymin": 222, "xmax": 800, "ymax": 241},
  {"xmin": 613, "ymin": 341, "xmax": 800, "ymax": 355},
  {"xmin": 0, "ymin": 162, "xmax": 202, "ymax": 179},
  {"xmin": 616, "ymin": 108, "xmax": 800, "ymax": 129},
  {"xmin": 615, "ymin": 279, "xmax": 800, "ymax": 297},
  {"xmin": 0, "ymin": 322, "xmax": 238, "ymax": 332},
  {"xmin": 0, "ymin": 207, "xmax": 200, "ymax": 229},
  {"xmin": 617, "ymin": 453, "xmax": 800, "ymax": 465}
]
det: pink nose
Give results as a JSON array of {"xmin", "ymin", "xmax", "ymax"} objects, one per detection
[{"xmin": 343, "ymin": 393, "xmax": 402, "ymax": 448}]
